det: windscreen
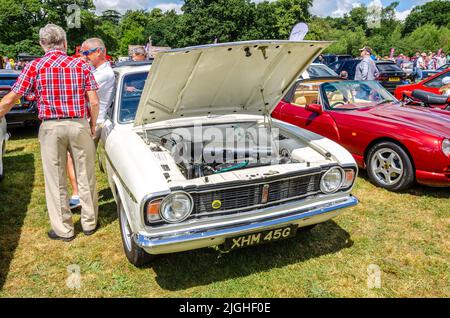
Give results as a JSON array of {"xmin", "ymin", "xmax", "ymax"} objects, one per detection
[
  {"xmin": 322, "ymin": 80, "xmax": 399, "ymax": 110},
  {"xmin": 119, "ymin": 72, "xmax": 148, "ymax": 123}
]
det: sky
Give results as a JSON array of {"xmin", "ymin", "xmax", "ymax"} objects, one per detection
[{"xmin": 93, "ymin": 0, "xmax": 433, "ymax": 20}]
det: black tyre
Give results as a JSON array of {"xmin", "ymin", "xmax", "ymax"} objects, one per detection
[
  {"xmin": 366, "ymin": 141, "xmax": 415, "ymax": 191},
  {"xmin": 118, "ymin": 200, "xmax": 155, "ymax": 267}
]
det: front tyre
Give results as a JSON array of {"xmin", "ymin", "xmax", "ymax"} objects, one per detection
[
  {"xmin": 366, "ymin": 142, "xmax": 415, "ymax": 191},
  {"xmin": 118, "ymin": 200, "xmax": 155, "ymax": 267}
]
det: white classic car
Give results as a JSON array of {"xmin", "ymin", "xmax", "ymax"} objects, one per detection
[
  {"xmin": 0, "ymin": 116, "xmax": 9, "ymax": 181},
  {"xmin": 99, "ymin": 41, "xmax": 359, "ymax": 266}
]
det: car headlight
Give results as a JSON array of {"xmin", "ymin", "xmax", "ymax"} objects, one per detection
[
  {"xmin": 442, "ymin": 139, "xmax": 450, "ymax": 158},
  {"xmin": 160, "ymin": 192, "xmax": 193, "ymax": 223},
  {"xmin": 320, "ymin": 167, "xmax": 344, "ymax": 193}
]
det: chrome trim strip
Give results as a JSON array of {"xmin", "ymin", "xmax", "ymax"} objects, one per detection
[{"xmin": 135, "ymin": 195, "xmax": 358, "ymax": 248}]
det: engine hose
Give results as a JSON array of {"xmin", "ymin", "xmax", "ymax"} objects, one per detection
[{"xmin": 214, "ymin": 161, "xmax": 249, "ymax": 174}]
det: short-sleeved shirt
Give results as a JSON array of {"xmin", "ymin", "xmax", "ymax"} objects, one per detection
[
  {"xmin": 92, "ymin": 61, "xmax": 115, "ymax": 123},
  {"xmin": 11, "ymin": 49, "xmax": 98, "ymax": 120}
]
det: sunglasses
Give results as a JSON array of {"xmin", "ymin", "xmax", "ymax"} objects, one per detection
[{"xmin": 81, "ymin": 47, "xmax": 102, "ymax": 56}]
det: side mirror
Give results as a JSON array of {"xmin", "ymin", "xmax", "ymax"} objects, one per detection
[{"xmin": 305, "ymin": 103, "xmax": 323, "ymax": 114}]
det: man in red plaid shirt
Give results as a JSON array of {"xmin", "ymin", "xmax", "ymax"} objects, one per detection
[{"xmin": 0, "ymin": 24, "xmax": 100, "ymax": 241}]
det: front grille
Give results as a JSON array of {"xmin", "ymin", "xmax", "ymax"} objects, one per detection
[{"xmin": 191, "ymin": 173, "xmax": 321, "ymax": 216}]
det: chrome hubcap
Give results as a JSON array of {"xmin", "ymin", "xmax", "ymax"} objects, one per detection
[
  {"xmin": 120, "ymin": 205, "xmax": 133, "ymax": 252},
  {"xmin": 370, "ymin": 148, "xmax": 404, "ymax": 186}
]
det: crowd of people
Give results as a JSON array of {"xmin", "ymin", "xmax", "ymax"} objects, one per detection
[
  {"xmin": 0, "ymin": 56, "xmax": 29, "ymax": 70},
  {"xmin": 370, "ymin": 50, "xmax": 448, "ymax": 81}
]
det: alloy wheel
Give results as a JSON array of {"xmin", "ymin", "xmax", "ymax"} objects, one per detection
[{"xmin": 370, "ymin": 148, "xmax": 404, "ymax": 186}]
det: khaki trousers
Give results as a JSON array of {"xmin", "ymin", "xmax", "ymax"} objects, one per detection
[{"xmin": 39, "ymin": 119, "xmax": 98, "ymax": 238}]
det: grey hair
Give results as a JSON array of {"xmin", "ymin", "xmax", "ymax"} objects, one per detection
[
  {"xmin": 132, "ymin": 46, "xmax": 146, "ymax": 56},
  {"xmin": 82, "ymin": 38, "xmax": 106, "ymax": 50},
  {"xmin": 39, "ymin": 24, "xmax": 67, "ymax": 51}
]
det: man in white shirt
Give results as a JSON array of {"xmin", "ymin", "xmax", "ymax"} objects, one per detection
[
  {"xmin": 81, "ymin": 38, "xmax": 115, "ymax": 138},
  {"xmin": 68, "ymin": 38, "xmax": 115, "ymax": 209}
]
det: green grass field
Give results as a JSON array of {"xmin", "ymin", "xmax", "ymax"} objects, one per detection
[{"xmin": 0, "ymin": 127, "xmax": 449, "ymax": 298}]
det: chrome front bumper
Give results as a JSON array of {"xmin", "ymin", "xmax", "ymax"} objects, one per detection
[{"xmin": 135, "ymin": 194, "xmax": 358, "ymax": 255}]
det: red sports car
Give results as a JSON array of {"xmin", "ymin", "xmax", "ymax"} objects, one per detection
[
  {"xmin": 394, "ymin": 68, "xmax": 450, "ymax": 109},
  {"xmin": 272, "ymin": 79, "xmax": 450, "ymax": 191}
]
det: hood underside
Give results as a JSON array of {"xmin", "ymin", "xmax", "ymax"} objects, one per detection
[{"xmin": 134, "ymin": 40, "xmax": 331, "ymax": 126}]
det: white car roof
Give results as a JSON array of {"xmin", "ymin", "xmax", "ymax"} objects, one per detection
[{"xmin": 113, "ymin": 64, "xmax": 151, "ymax": 76}]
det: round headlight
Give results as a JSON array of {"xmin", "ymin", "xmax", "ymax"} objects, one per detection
[
  {"xmin": 442, "ymin": 139, "xmax": 450, "ymax": 158},
  {"xmin": 320, "ymin": 167, "xmax": 344, "ymax": 193},
  {"xmin": 160, "ymin": 192, "xmax": 193, "ymax": 223}
]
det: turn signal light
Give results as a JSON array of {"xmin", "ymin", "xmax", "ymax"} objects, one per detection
[
  {"xmin": 342, "ymin": 169, "xmax": 356, "ymax": 188},
  {"xmin": 146, "ymin": 199, "xmax": 162, "ymax": 222}
]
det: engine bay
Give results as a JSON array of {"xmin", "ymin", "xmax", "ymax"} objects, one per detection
[{"xmin": 139, "ymin": 121, "xmax": 331, "ymax": 181}]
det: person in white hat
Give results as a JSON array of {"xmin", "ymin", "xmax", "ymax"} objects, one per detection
[{"xmin": 439, "ymin": 76, "xmax": 450, "ymax": 96}]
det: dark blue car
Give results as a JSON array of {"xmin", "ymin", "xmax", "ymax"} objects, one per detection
[{"xmin": 0, "ymin": 70, "xmax": 39, "ymax": 127}]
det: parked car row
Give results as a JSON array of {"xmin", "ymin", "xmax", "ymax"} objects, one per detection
[{"xmin": 329, "ymin": 59, "xmax": 407, "ymax": 93}]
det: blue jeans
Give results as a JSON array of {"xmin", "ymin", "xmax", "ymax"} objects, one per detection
[{"xmin": 416, "ymin": 68, "xmax": 423, "ymax": 81}]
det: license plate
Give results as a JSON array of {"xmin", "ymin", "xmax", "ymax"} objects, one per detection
[
  {"xmin": 388, "ymin": 77, "xmax": 400, "ymax": 82},
  {"xmin": 223, "ymin": 225, "xmax": 298, "ymax": 251}
]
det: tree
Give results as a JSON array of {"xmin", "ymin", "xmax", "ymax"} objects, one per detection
[
  {"xmin": 404, "ymin": 24, "xmax": 450, "ymax": 53},
  {"xmin": 273, "ymin": 0, "xmax": 312, "ymax": 39},
  {"xmin": 403, "ymin": 0, "xmax": 450, "ymax": 35},
  {"xmin": 0, "ymin": 0, "xmax": 96, "ymax": 56}
]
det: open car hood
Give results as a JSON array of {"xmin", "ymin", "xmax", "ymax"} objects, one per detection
[{"xmin": 134, "ymin": 40, "xmax": 331, "ymax": 126}]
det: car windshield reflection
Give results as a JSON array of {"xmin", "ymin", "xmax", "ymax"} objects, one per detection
[
  {"xmin": 322, "ymin": 80, "xmax": 399, "ymax": 110},
  {"xmin": 119, "ymin": 72, "xmax": 148, "ymax": 123}
]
